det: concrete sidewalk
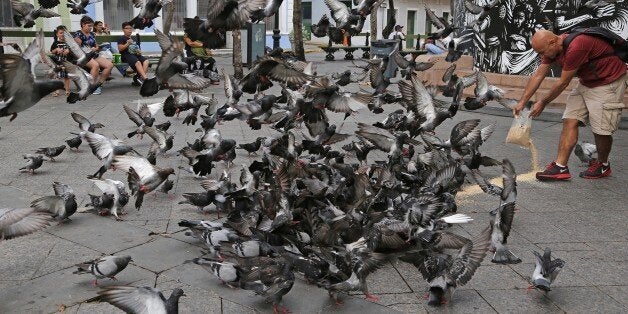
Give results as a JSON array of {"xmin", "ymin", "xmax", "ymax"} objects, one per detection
[{"xmin": 0, "ymin": 52, "xmax": 626, "ymax": 313}]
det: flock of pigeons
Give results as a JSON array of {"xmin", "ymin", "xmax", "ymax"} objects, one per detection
[{"xmin": 0, "ymin": 0, "xmax": 575, "ymax": 313}]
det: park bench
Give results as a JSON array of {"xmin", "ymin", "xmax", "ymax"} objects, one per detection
[{"xmin": 319, "ymin": 32, "xmax": 371, "ymax": 61}]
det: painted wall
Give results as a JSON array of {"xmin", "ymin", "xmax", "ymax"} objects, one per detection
[{"xmin": 458, "ymin": 0, "xmax": 628, "ymax": 75}]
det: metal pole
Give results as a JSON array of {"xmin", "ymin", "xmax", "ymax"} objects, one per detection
[{"xmin": 272, "ymin": 29, "xmax": 281, "ymax": 49}]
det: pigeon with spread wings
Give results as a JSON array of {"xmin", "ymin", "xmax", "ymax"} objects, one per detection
[{"xmin": 140, "ymin": 29, "xmax": 213, "ymax": 97}]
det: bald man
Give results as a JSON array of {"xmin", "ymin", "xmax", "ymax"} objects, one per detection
[{"xmin": 514, "ymin": 29, "xmax": 626, "ymax": 181}]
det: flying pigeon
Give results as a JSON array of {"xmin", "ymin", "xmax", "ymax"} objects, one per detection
[
  {"xmin": 98, "ymin": 286, "xmax": 185, "ymax": 314},
  {"xmin": 0, "ymin": 207, "xmax": 52, "ymax": 240}
]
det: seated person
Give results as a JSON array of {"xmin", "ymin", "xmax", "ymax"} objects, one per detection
[
  {"xmin": 50, "ymin": 25, "xmax": 72, "ymax": 97},
  {"xmin": 423, "ymin": 37, "xmax": 445, "ymax": 55},
  {"xmin": 184, "ymin": 28, "xmax": 216, "ymax": 75},
  {"xmin": 94, "ymin": 20, "xmax": 110, "ymax": 35},
  {"xmin": 117, "ymin": 21, "xmax": 149, "ymax": 85},
  {"xmin": 73, "ymin": 15, "xmax": 113, "ymax": 95}
]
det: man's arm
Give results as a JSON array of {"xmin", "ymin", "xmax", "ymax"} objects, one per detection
[
  {"xmin": 513, "ymin": 63, "xmax": 550, "ymax": 115},
  {"xmin": 529, "ymin": 68, "xmax": 577, "ymax": 117}
]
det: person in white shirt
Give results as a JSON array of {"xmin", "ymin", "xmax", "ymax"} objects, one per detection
[{"xmin": 388, "ymin": 25, "xmax": 406, "ymax": 40}]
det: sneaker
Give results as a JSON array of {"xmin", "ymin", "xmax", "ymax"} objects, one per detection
[
  {"xmin": 580, "ymin": 160, "xmax": 612, "ymax": 179},
  {"xmin": 536, "ymin": 162, "xmax": 571, "ymax": 181},
  {"xmin": 92, "ymin": 86, "xmax": 102, "ymax": 95}
]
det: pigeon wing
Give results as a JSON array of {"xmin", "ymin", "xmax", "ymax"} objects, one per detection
[
  {"xmin": 448, "ymin": 224, "xmax": 492, "ymax": 286},
  {"xmin": 98, "ymin": 286, "xmax": 167, "ymax": 314}
]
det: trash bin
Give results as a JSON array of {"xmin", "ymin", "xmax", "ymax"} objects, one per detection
[{"xmin": 370, "ymin": 39, "xmax": 400, "ymax": 79}]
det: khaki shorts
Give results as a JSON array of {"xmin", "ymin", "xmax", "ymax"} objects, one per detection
[{"xmin": 563, "ymin": 74, "xmax": 627, "ymax": 135}]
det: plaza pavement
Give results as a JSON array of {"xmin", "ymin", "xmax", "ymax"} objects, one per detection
[{"xmin": 0, "ymin": 52, "xmax": 626, "ymax": 313}]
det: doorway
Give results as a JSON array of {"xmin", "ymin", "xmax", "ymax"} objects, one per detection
[{"xmin": 406, "ymin": 10, "xmax": 416, "ymax": 49}]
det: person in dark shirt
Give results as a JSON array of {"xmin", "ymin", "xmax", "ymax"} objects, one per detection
[
  {"xmin": 50, "ymin": 25, "xmax": 71, "ymax": 97},
  {"xmin": 117, "ymin": 21, "xmax": 149, "ymax": 85},
  {"xmin": 514, "ymin": 29, "xmax": 626, "ymax": 180}
]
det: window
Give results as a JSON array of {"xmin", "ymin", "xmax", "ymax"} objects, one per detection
[
  {"xmin": 0, "ymin": 1, "xmax": 14, "ymax": 27},
  {"xmin": 103, "ymin": 0, "xmax": 133, "ymax": 31},
  {"xmin": 170, "ymin": 1, "xmax": 187, "ymax": 31},
  {"xmin": 302, "ymin": 2, "xmax": 312, "ymax": 26},
  {"xmin": 197, "ymin": 0, "xmax": 209, "ymax": 19}
]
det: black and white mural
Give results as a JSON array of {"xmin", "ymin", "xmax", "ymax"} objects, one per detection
[{"xmin": 457, "ymin": 0, "xmax": 628, "ymax": 76}]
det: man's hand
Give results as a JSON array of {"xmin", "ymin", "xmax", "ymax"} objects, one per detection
[
  {"xmin": 512, "ymin": 102, "xmax": 525, "ymax": 117},
  {"xmin": 127, "ymin": 38, "xmax": 133, "ymax": 45},
  {"xmin": 91, "ymin": 46, "xmax": 99, "ymax": 52},
  {"xmin": 529, "ymin": 100, "xmax": 546, "ymax": 118}
]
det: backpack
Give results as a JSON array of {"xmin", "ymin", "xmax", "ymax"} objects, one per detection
[{"xmin": 563, "ymin": 27, "xmax": 628, "ymax": 63}]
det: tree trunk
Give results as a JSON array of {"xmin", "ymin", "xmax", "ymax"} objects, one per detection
[
  {"xmin": 370, "ymin": 0, "xmax": 386, "ymax": 42},
  {"xmin": 232, "ymin": 29, "xmax": 243, "ymax": 79},
  {"xmin": 292, "ymin": 0, "xmax": 306, "ymax": 61}
]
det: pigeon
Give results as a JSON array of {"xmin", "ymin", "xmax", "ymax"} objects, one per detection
[
  {"xmin": 574, "ymin": 142, "xmax": 597, "ymax": 164},
  {"xmin": 424, "ymin": 4, "xmax": 457, "ymax": 39},
  {"xmin": 140, "ymin": 29, "xmax": 213, "ymax": 97},
  {"xmin": 62, "ymin": 31, "xmax": 98, "ymax": 67},
  {"xmin": 463, "ymin": 71, "xmax": 505, "ymax": 110},
  {"xmin": 311, "ymin": 14, "xmax": 331, "ymax": 38},
  {"xmin": 35, "ymin": 145, "xmax": 66, "ymax": 161},
  {"xmin": 20, "ymin": 154, "xmax": 45, "ymax": 174},
  {"xmin": 129, "ymin": 0, "xmax": 173, "ymax": 29},
  {"xmin": 237, "ymin": 137, "xmax": 265, "ymax": 156},
  {"xmin": 465, "ymin": 0, "xmax": 500, "ymax": 26},
  {"xmin": 397, "ymin": 73, "xmax": 459, "ymax": 133},
  {"xmin": 30, "ymin": 182, "xmax": 77, "ymax": 222},
  {"xmin": 74, "ymin": 255, "xmax": 133, "ymax": 286},
  {"xmin": 84, "ymin": 131, "xmax": 138, "ymax": 179},
  {"xmin": 182, "ymin": 0, "xmax": 268, "ymax": 48},
  {"xmin": 0, "ymin": 54, "xmax": 64, "ymax": 121},
  {"xmin": 160, "ymin": 179, "xmax": 175, "ymax": 195},
  {"xmin": 331, "ymin": 70, "xmax": 368, "ymax": 86},
  {"xmin": 189, "ymin": 257, "xmax": 242, "ymax": 287},
  {"xmin": 123, "ymin": 104, "xmax": 155, "ymax": 139},
  {"xmin": 112, "ymin": 155, "xmax": 176, "ymax": 210},
  {"xmin": 38, "ymin": 0, "xmax": 61, "ymax": 9},
  {"xmin": 390, "ymin": 50, "xmax": 435, "ymax": 73},
  {"xmin": 324, "ymin": 0, "xmax": 362, "ymax": 30},
  {"xmin": 531, "ymin": 248, "xmax": 565, "ymax": 291},
  {"xmin": 71, "ymin": 112, "xmax": 105, "ymax": 134},
  {"xmin": 10, "ymin": 0, "xmax": 60, "ymax": 28},
  {"xmin": 66, "ymin": 135, "xmax": 83, "ymax": 151},
  {"xmin": 0, "ymin": 207, "xmax": 52, "ymax": 240},
  {"xmin": 98, "ymin": 286, "xmax": 185, "ymax": 314},
  {"xmin": 178, "ymin": 192, "xmax": 212, "ymax": 211},
  {"xmin": 250, "ymin": 0, "xmax": 284, "ymax": 23},
  {"xmin": 240, "ymin": 261, "xmax": 295, "ymax": 313},
  {"xmin": 342, "ymin": 139, "xmax": 374, "ymax": 165},
  {"xmin": 240, "ymin": 57, "xmax": 314, "ymax": 94},
  {"xmin": 90, "ymin": 178, "xmax": 130, "ymax": 219},
  {"xmin": 67, "ymin": 0, "xmax": 104, "ymax": 14},
  {"xmin": 440, "ymin": 32, "xmax": 473, "ymax": 63},
  {"xmin": 439, "ymin": 63, "xmax": 477, "ymax": 98},
  {"xmin": 64, "ymin": 61, "xmax": 102, "ymax": 103},
  {"xmin": 412, "ymin": 225, "xmax": 492, "ymax": 306}
]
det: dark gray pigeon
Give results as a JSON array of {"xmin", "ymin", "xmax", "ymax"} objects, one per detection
[
  {"xmin": 11, "ymin": 0, "xmax": 60, "ymax": 28},
  {"xmin": 74, "ymin": 255, "xmax": 133, "ymax": 285},
  {"xmin": 66, "ymin": 135, "xmax": 83, "ymax": 151},
  {"xmin": 574, "ymin": 142, "xmax": 596, "ymax": 164},
  {"xmin": 129, "ymin": 0, "xmax": 172, "ymax": 29},
  {"xmin": 35, "ymin": 145, "xmax": 66, "ymax": 161},
  {"xmin": 98, "ymin": 286, "xmax": 185, "ymax": 314},
  {"xmin": 20, "ymin": 154, "xmax": 45, "ymax": 174},
  {"xmin": 0, "ymin": 207, "xmax": 52, "ymax": 240},
  {"xmin": 67, "ymin": 0, "xmax": 103, "ymax": 15},
  {"xmin": 531, "ymin": 247, "xmax": 565, "ymax": 291},
  {"xmin": 0, "ymin": 54, "xmax": 64, "ymax": 121}
]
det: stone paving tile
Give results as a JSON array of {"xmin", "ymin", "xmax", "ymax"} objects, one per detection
[
  {"xmin": 477, "ymin": 289, "xmax": 563, "ymax": 313},
  {"xmin": 547, "ymin": 287, "xmax": 626, "ymax": 313},
  {"xmin": 117, "ymin": 236, "xmax": 205, "ymax": 273},
  {"xmin": 426, "ymin": 290, "xmax": 498, "ymax": 313}
]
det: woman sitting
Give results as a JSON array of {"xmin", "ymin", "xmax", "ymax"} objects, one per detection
[{"xmin": 73, "ymin": 15, "xmax": 113, "ymax": 95}]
